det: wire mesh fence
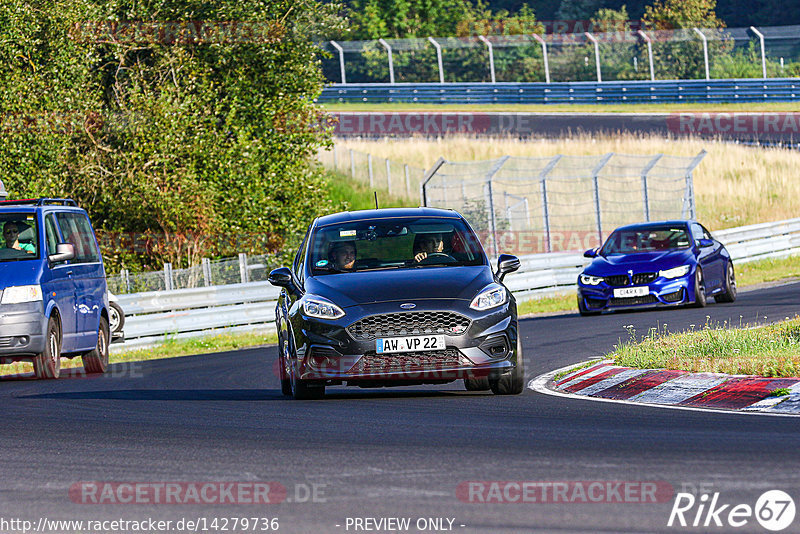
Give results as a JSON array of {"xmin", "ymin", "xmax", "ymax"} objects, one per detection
[
  {"xmin": 422, "ymin": 152, "xmax": 706, "ymax": 256},
  {"xmin": 317, "ymin": 145, "xmax": 427, "ymax": 200},
  {"xmin": 321, "ymin": 25, "xmax": 800, "ymax": 84},
  {"xmin": 107, "ymin": 253, "xmax": 281, "ymax": 294}
]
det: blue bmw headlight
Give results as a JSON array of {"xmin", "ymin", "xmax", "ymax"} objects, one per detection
[
  {"xmin": 579, "ymin": 274, "xmax": 604, "ymax": 286},
  {"xmin": 659, "ymin": 265, "xmax": 691, "ymax": 279}
]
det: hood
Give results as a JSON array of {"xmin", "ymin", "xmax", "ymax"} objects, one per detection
[
  {"xmin": 305, "ymin": 266, "xmax": 494, "ymax": 308},
  {"xmin": 0, "ymin": 260, "xmax": 43, "ymax": 290},
  {"xmin": 585, "ymin": 249, "xmax": 695, "ymax": 275}
]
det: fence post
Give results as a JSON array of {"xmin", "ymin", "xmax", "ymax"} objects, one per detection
[
  {"xmin": 330, "ymin": 41, "xmax": 346, "ymax": 84},
  {"xmin": 585, "ymin": 32, "xmax": 602, "ymax": 83},
  {"xmin": 164, "ymin": 263, "xmax": 173, "ymax": 291},
  {"xmin": 640, "ymin": 154, "xmax": 663, "ymax": 222},
  {"xmin": 637, "ymin": 30, "xmax": 655, "ymax": 82},
  {"xmin": 367, "ymin": 153, "xmax": 374, "ymax": 188},
  {"xmin": 122, "ymin": 268, "xmax": 131, "ymax": 293},
  {"xmin": 332, "ymin": 144, "xmax": 338, "ymax": 171},
  {"xmin": 693, "ymin": 28, "xmax": 710, "ymax": 81},
  {"xmin": 238, "ymin": 253, "xmax": 249, "ymax": 284},
  {"xmin": 378, "ymin": 38, "xmax": 395, "ymax": 84},
  {"xmin": 683, "ymin": 150, "xmax": 707, "ymax": 219},
  {"xmin": 428, "ymin": 37, "xmax": 445, "ymax": 83},
  {"xmin": 531, "ymin": 34, "xmax": 550, "ymax": 83},
  {"xmin": 591, "ymin": 153, "xmax": 614, "ymax": 246},
  {"xmin": 750, "ymin": 26, "xmax": 767, "ymax": 79},
  {"xmin": 202, "ymin": 257, "xmax": 212, "ymax": 287},
  {"xmin": 485, "ymin": 156, "xmax": 510, "ymax": 258},
  {"xmin": 420, "ymin": 157, "xmax": 447, "ymax": 206},
  {"xmin": 350, "ymin": 149, "xmax": 355, "ymax": 178},
  {"xmin": 386, "ymin": 158, "xmax": 392, "ymax": 193},
  {"xmin": 477, "ymin": 36, "xmax": 496, "ymax": 83},
  {"xmin": 404, "ymin": 164, "xmax": 411, "ymax": 197},
  {"xmin": 539, "ymin": 155, "xmax": 561, "ymax": 253}
]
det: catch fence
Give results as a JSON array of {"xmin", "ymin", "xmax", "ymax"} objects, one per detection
[{"xmin": 317, "ymin": 146, "xmax": 426, "ymax": 200}]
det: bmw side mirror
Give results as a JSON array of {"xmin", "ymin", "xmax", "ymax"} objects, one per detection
[
  {"xmin": 497, "ymin": 254, "xmax": 520, "ymax": 282},
  {"xmin": 48, "ymin": 243, "xmax": 75, "ymax": 263},
  {"xmin": 268, "ymin": 267, "xmax": 294, "ymax": 289},
  {"xmin": 698, "ymin": 239, "xmax": 714, "ymax": 248},
  {"xmin": 583, "ymin": 248, "xmax": 598, "ymax": 258}
]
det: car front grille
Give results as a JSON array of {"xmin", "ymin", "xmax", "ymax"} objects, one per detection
[
  {"xmin": 632, "ymin": 272, "xmax": 657, "ymax": 284},
  {"xmin": 347, "ymin": 312, "xmax": 471, "ymax": 341},
  {"xmin": 350, "ymin": 348, "xmax": 467, "ymax": 374},
  {"xmin": 609, "ymin": 295, "xmax": 659, "ymax": 306},
  {"xmin": 0, "ymin": 337, "xmax": 13, "ymax": 348},
  {"xmin": 604, "ymin": 275, "xmax": 629, "ymax": 287}
]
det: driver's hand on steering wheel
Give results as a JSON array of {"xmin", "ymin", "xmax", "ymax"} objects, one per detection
[{"xmin": 414, "ymin": 251, "xmax": 428, "ymax": 262}]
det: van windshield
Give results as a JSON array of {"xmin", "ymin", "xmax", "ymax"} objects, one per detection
[{"xmin": 0, "ymin": 214, "xmax": 39, "ymax": 262}]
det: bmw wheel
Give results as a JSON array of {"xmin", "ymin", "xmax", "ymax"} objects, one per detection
[
  {"xmin": 715, "ymin": 263, "xmax": 737, "ymax": 303},
  {"xmin": 692, "ymin": 267, "xmax": 707, "ymax": 308}
]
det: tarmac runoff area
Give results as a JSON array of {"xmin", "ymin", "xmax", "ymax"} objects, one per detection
[{"xmin": 529, "ymin": 360, "xmax": 800, "ymax": 416}]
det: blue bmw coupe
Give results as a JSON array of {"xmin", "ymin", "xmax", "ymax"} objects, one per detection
[{"xmin": 577, "ymin": 220, "xmax": 736, "ymax": 315}]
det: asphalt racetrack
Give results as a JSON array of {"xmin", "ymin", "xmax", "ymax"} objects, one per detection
[{"xmin": 2, "ymin": 281, "xmax": 800, "ymax": 533}]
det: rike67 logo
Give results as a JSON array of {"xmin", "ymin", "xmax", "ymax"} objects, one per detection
[{"xmin": 668, "ymin": 490, "xmax": 796, "ymax": 531}]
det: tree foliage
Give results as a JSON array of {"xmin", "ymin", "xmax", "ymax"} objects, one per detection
[{"xmin": 0, "ymin": 0, "xmax": 344, "ymax": 271}]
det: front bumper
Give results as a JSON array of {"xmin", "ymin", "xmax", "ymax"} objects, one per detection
[
  {"xmin": 0, "ymin": 303, "xmax": 46, "ymax": 362},
  {"xmin": 578, "ymin": 275, "xmax": 692, "ymax": 312},
  {"xmin": 293, "ymin": 300, "xmax": 519, "ymax": 383}
]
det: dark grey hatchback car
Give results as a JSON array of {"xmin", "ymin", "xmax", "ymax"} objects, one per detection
[{"xmin": 268, "ymin": 208, "xmax": 524, "ymax": 399}]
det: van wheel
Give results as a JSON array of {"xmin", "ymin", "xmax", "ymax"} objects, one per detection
[
  {"xmin": 33, "ymin": 317, "xmax": 61, "ymax": 379},
  {"xmin": 82, "ymin": 317, "xmax": 110, "ymax": 374}
]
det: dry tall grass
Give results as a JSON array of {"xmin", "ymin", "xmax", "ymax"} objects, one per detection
[{"xmin": 334, "ymin": 135, "xmax": 800, "ymax": 230}]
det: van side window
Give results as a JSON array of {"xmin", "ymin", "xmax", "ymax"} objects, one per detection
[
  {"xmin": 45, "ymin": 214, "xmax": 61, "ymax": 260},
  {"xmin": 55, "ymin": 213, "xmax": 100, "ymax": 263}
]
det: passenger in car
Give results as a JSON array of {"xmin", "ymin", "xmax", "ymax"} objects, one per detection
[
  {"xmin": 3, "ymin": 221, "xmax": 34, "ymax": 253},
  {"xmin": 329, "ymin": 241, "xmax": 357, "ymax": 270}
]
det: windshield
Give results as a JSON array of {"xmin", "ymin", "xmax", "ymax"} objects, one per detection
[
  {"xmin": 309, "ymin": 217, "xmax": 486, "ymax": 274},
  {"xmin": 0, "ymin": 213, "xmax": 39, "ymax": 262},
  {"xmin": 600, "ymin": 226, "xmax": 691, "ymax": 255}
]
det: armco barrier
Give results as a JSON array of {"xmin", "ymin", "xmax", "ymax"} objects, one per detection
[
  {"xmin": 319, "ymin": 79, "xmax": 800, "ymax": 105},
  {"xmin": 114, "ymin": 217, "xmax": 800, "ymax": 350}
]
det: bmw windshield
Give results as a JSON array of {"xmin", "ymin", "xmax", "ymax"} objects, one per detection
[
  {"xmin": 600, "ymin": 226, "xmax": 691, "ymax": 256},
  {"xmin": 310, "ymin": 217, "xmax": 486, "ymax": 274}
]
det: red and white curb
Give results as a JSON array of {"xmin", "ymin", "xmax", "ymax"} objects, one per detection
[{"xmin": 529, "ymin": 360, "xmax": 800, "ymax": 416}]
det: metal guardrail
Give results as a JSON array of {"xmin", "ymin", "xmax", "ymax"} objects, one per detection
[
  {"xmin": 113, "ymin": 217, "xmax": 800, "ymax": 350},
  {"xmin": 318, "ymin": 79, "xmax": 800, "ymax": 105}
]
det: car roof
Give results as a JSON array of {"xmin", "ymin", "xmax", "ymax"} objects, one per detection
[
  {"xmin": 315, "ymin": 207, "xmax": 462, "ymax": 227},
  {"xmin": 611, "ymin": 220, "xmax": 693, "ymax": 232}
]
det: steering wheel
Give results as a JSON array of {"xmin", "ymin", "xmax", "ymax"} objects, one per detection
[{"xmin": 417, "ymin": 252, "xmax": 456, "ymax": 265}]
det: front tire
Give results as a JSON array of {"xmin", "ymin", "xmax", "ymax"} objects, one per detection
[
  {"xmin": 490, "ymin": 337, "xmax": 525, "ymax": 395},
  {"xmin": 578, "ymin": 295, "xmax": 600, "ymax": 316},
  {"xmin": 82, "ymin": 317, "xmax": 110, "ymax": 374},
  {"xmin": 464, "ymin": 377, "xmax": 490, "ymax": 391},
  {"xmin": 714, "ymin": 263, "xmax": 737, "ymax": 303},
  {"xmin": 33, "ymin": 316, "xmax": 61, "ymax": 379},
  {"xmin": 288, "ymin": 340, "xmax": 325, "ymax": 400},
  {"xmin": 692, "ymin": 267, "xmax": 707, "ymax": 308}
]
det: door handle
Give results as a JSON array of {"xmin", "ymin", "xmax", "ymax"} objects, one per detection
[{"xmin": 67, "ymin": 271, "xmax": 74, "ymax": 275}]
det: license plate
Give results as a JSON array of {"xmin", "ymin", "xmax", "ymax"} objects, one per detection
[
  {"xmin": 613, "ymin": 286, "xmax": 649, "ymax": 298},
  {"xmin": 376, "ymin": 335, "xmax": 445, "ymax": 354}
]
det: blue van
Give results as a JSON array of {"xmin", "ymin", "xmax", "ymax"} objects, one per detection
[{"xmin": 0, "ymin": 198, "xmax": 110, "ymax": 378}]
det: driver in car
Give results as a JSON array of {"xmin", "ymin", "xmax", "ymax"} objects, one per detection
[
  {"xmin": 329, "ymin": 241, "xmax": 357, "ymax": 270},
  {"xmin": 413, "ymin": 232, "xmax": 444, "ymax": 263},
  {"xmin": 3, "ymin": 221, "xmax": 34, "ymax": 253}
]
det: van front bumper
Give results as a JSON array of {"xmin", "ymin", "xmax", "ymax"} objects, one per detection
[{"xmin": 0, "ymin": 305, "xmax": 46, "ymax": 362}]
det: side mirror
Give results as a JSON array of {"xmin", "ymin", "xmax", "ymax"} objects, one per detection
[
  {"xmin": 268, "ymin": 267, "xmax": 294, "ymax": 289},
  {"xmin": 496, "ymin": 254, "xmax": 520, "ymax": 282},
  {"xmin": 697, "ymin": 239, "xmax": 714, "ymax": 248},
  {"xmin": 583, "ymin": 248, "xmax": 598, "ymax": 258},
  {"xmin": 48, "ymin": 243, "xmax": 75, "ymax": 263}
]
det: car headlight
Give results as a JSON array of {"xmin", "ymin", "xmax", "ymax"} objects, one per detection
[
  {"xmin": 1, "ymin": 285, "xmax": 43, "ymax": 304},
  {"xmin": 302, "ymin": 296, "xmax": 345, "ymax": 320},
  {"xmin": 579, "ymin": 274, "xmax": 604, "ymax": 286},
  {"xmin": 470, "ymin": 283, "xmax": 508, "ymax": 311},
  {"xmin": 659, "ymin": 265, "xmax": 691, "ymax": 279}
]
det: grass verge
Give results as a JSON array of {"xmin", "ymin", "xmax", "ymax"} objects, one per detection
[
  {"xmin": 325, "ymin": 169, "xmax": 418, "ymax": 211},
  {"xmin": 0, "ymin": 331, "xmax": 278, "ymax": 378},
  {"xmin": 609, "ymin": 316, "xmax": 800, "ymax": 377}
]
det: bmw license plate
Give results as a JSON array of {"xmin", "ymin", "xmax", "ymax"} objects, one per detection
[
  {"xmin": 376, "ymin": 335, "xmax": 445, "ymax": 354},
  {"xmin": 613, "ymin": 286, "xmax": 649, "ymax": 298}
]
